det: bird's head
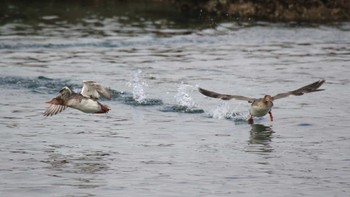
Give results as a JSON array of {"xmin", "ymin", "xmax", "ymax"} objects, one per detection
[
  {"xmin": 59, "ymin": 86, "xmax": 73, "ymax": 99},
  {"xmin": 264, "ymin": 95, "xmax": 273, "ymax": 103},
  {"xmin": 59, "ymin": 86, "xmax": 72, "ymax": 94}
]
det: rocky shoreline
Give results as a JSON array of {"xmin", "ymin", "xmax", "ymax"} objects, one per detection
[{"xmin": 173, "ymin": 0, "xmax": 350, "ymax": 22}]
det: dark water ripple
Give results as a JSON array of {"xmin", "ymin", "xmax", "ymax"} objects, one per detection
[
  {"xmin": 0, "ymin": 75, "xmax": 72, "ymax": 94},
  {"xmin": 0, "ymin": 40, "xmax": 140, "ymax": 50},
  {"xmin": 0, "ymin": 35, "xmax": 217, "ymax": 50},
  {"xmin": 113, "ymin": 91, "xmax": 164, "ymax": 106},
  {"xmin": 160, "ymin": 105, "xmax": 204, "ymax": 113}
]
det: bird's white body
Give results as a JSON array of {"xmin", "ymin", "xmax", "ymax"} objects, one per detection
[{"xmin": 68, "ymin": 98, "xmax": 102, "ymax": 113}]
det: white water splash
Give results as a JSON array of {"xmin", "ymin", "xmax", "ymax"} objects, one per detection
[
  {"xmin": 130, "ymin": 70, "xmax": 147, "ymax": 103},
  {"xmin": 212, "ymin": 101, "xmax": 232, "ymax": 119},
  {"xmin": 211, "ymin": 101, "xmax": 247, "ymax": 120},
  {"xmin": 174, "ymin": 83, "xmax": 197, "ymax": 108}
]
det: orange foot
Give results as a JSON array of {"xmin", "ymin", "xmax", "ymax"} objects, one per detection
[
  {"xmin": 269, "ymin": 111, "xmax": 273, "ymax": 122},
  {"xmin": 95, "ymin": 103, "xmax": 110, "ymax": 114},
  {"xmin": 248, "ymin": 115, "xmax": 254, "ymax": 124}
]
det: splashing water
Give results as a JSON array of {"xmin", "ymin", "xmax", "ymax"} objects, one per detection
[
  {"xmin": 174, "ymin": 83, "xmax": 197, "ymax": 108},
  {"xmin": 159, "ymin": 83, "xmax": 203, "ymax": 113},
  {"xmin": 124, "ymin": 70, "xmax": 163, "ymax": 106},
  {"xmin": 212, "ymin": 101, "xmax": 232, "ymax": 119},
  {"xmin": 131, "ymin": 70, "xmax": 147, "ymax": 103},
  {"xmin": 211, "ymin": 101, "xmax": 247, "ymax": 121}
]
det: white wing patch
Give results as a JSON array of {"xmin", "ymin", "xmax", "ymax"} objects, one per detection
[{"xmin": 81, "ymin": 80, "xmax": 111, "ymax": 100}]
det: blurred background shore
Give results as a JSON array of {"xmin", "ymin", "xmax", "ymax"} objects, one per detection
[
  {"xmin": 174, "ymin": 0, "xmax": 350, "ymax": 22},
  {"xmin": 1, "ymin": 0, "xmax": 349, "ymax": 24}
]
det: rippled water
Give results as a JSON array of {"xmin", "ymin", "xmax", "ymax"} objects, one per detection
[{"xmin": 1, "ymin": 1, "xmax": 350, "ymax": 196}]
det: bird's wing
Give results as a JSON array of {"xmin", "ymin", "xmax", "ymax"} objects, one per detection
[
  {"xmin": 43, "ymin": 105, "xmax": 67, "ymax": 116},
  {"xmin": 81, "ymin": 80, "xmax": 111, "ymax": 100},
  {"xmin": 272, "ymin": 80, "xmax": 325, "ymax": 100},
  {"xmin": 198, "ymin": 87, "xmax": 255, "ymax": 102}
]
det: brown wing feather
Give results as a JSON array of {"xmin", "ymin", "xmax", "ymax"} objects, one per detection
[
  {"xmin": 43, "ymin": 105, "xmax": 67, "ymax": 116},
  {"xmin": 198, "ymin": 88, "xmax": 254, "ymax": 102},
  {"xmin": 272, "ymin": 80, "xmax": 325, "ymax": 100}
]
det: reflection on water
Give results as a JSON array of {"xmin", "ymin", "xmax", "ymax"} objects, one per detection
[
  {"xmin": 42, "ymin": 146, "xmax": 113, "ymax": 190},
  {"xmin": 44, "ymin": 150, "xmax": 111, "ymax": 174},
  {"xmin": 246, "ymin": 124, "xmax": 274, "ymax": 153}
]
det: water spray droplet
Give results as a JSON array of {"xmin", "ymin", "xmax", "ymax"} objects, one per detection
[
  {"xmin": 160, "ymin": 83, "xmax": 203, "ymax": 113},
  {"xmin": 212, "ymin": 101, "xmax": 232, "ymax": 119},
  {"xmin": 174, "ymin": 83, "xmax": 197, "ymax": 108},
  {"xmin": 210, "ymin": 101, "xmax": 247, "ymax": 121},
  {"xmin": 131, "ymin": 70, "xmax": 147, "ymax": 103}
]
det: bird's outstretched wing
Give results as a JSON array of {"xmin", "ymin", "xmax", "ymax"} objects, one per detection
[
  {"xmin": 272, "ymin": 80, "xmax": 325, "ymax": 100},
  {"xmin": 43, "ymin": 105, "xmax": 67, "ymax": 116},
  {"xmin": 198, "ymin": 87, "xmax": 255, "ymax": 102},
  {"xmin": 81, "ymin": 80, "xmax": 111, "ymax": 100}
]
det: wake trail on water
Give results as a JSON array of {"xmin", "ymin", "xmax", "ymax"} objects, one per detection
[
  {"xmin": 0, "ymin": 74, "xmax": 251, "ymax": 121},
  {"xmin": 0, "ymin": 74, "xmax": 206, "ymax": 115}
]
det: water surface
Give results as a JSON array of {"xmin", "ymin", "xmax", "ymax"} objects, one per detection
[{"xmin": 0, "ymin": 1, "xmax": 350, "ymax": 196}]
